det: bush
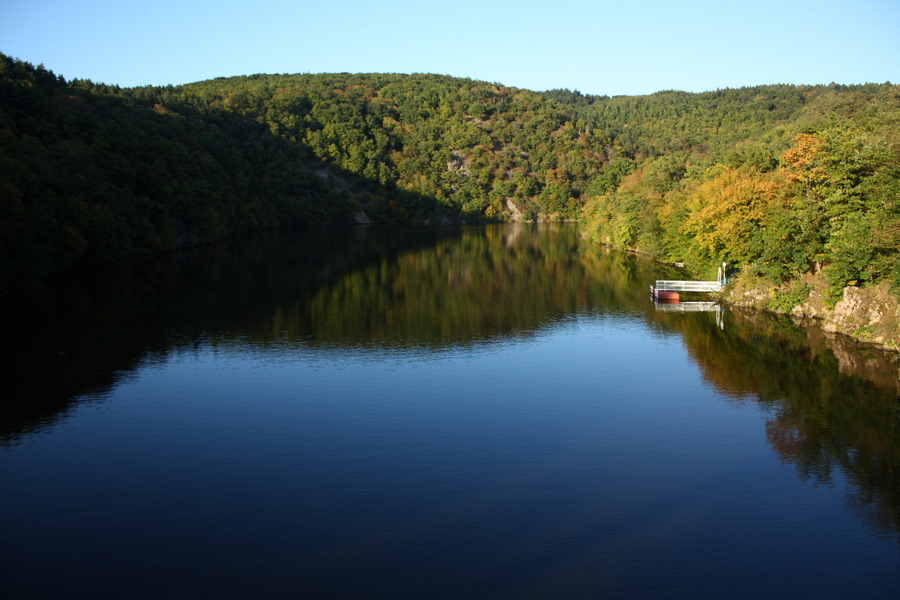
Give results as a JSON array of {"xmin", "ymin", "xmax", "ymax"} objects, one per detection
[{"xmin": 768, "ymin": 281, "xmax": 810, "ymax": 313}]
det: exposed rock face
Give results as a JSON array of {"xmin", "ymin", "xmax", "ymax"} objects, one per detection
[
  {"xmin": 505, "ymin": 199, "xmax": 523, "ymax": 222},
  {"xmin": 724, "ymin": 273, "xmax": 900, "ymax": 352},
  {"xmin": 824, "ymin": 282, "xmax": 900, "ymax": 348}
]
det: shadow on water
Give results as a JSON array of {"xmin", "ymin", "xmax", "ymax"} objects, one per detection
[{"xmin": 3, "ymin": 224, "xmax": 900, "ymax": 539}]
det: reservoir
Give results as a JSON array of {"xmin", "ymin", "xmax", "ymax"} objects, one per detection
[{"xmin": 2, "ymin": 224, "xmax": 899, "ymax": 599}]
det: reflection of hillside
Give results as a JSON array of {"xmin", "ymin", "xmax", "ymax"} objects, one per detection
[
  {"xmin": 285, "ymin": 225, "xmax": 656, "ymax": 348},
  {"xmin": 5, "ymin": 225, "xmax": 900, "ymax": 542},
  {"xmin": 673, "ymin": 306, "xmax": 900, "ymax": 537},
  {"xmin": 1, "ymin": 225, "xmax": 658, "ymax": 443},
  {"xmin": 0, "ymin": 227, "xmax": 447, "ymax": 444}
]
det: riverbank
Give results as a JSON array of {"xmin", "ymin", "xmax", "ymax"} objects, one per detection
[{"xmin": 720, "ymin": 269, "xmax": 900, "ymax": 353}]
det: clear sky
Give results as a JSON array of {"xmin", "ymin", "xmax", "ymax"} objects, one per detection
[{"xmin": 2, "ymin": 0, "xmax": 898, "ymax": 96}]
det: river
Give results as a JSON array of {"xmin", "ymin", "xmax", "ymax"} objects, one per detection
[{"xmin": 2, "ymin": 224, "xmax": 899, "ymax": 599}]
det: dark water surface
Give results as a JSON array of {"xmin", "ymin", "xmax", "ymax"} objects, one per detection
[{"xmin": 3, "ymin": 225, "xmax": 900, "ymax": 599}]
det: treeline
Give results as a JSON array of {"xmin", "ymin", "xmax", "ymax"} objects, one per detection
[
  {"xmin": 577, "ymin": 84, "xmax": 900, "ymax": 301},
  {"xmin": 0, "ymin": 55, "xmax": 373, "ymax": 293},
  {"xmin": 0, "ymin": 57, "xmax": 605, "ymax": 292},
  {"xmin": 165, "ymin": 71, "xmax": 609, "ymax": 221},
  {"xmin": 2, "ymin": 52, "xmax": 898, "ymax": 300}
]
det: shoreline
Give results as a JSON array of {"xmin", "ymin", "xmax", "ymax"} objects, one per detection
[{"xmin": 718, "ymin": 271, "xmax": 900, "ymax": 354}]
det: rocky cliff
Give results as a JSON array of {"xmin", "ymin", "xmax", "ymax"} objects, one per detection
[{"xmin": 722, "ymin": 271, "xmax": 900, "ymax": 353}]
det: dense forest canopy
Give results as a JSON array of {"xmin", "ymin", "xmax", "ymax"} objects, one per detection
[{"xmin": 1, "ymin": 52, "xmax": 898, "ymax": 302}]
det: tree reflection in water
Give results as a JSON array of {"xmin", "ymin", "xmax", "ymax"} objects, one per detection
[{"xmin": 3, "ymin": 224, "xmax": 900, "ymax": 541}]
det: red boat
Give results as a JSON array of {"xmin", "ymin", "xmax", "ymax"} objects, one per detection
[
  {"xmin": 650, "ymin": 285, "xmax": 680, "ymax": 303},
  {"xmin": 656, "ymin": 290, "xmax": 679, "ymax": 302}
]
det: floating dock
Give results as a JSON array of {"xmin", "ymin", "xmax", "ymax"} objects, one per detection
[
  {"xmin": 651, "ymin": 279, "xmax": 723, "ymax": 299},
  {"xmin": 650, "ymin": 263, "xmax": 727, "ymax": 303}
]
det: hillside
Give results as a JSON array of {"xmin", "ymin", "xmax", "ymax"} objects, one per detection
[
  {"xmin": 2, "ymin": 53, "xmax": 899, "ymax": 314},
  {"xmin": 578, "ymin": 84, "xmax": 900, "ymax": 295}
]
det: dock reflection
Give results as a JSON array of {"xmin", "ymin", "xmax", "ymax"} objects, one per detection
[{"xmin": 653, "ymin": 299, "xmax": 724, "ymax": 329}]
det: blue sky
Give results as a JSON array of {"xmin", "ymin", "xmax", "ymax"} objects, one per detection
[{"xmin": 2, "ymin": 0, "xmax": 898, "ymax": 96}]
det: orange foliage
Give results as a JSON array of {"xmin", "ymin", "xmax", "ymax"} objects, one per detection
[
  {"xmin": 683, "ymin": 166, "xmax": 780, "ymax": 261},
  {"xmin": 780, "ymin": 133, "xmax": 827, "ymax": 188}
]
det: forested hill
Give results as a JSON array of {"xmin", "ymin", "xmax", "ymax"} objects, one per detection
[
  {"xmin": 576, "ymin": 83, "xmax": 900, "ymax": 299},
  {"xmin": 2, "ymin": 53, "xmax": 898, "ymax": 300}
]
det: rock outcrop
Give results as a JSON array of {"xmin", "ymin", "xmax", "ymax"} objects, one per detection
[{"xmin": 723, "ymin": 273, "xmax": 900, "ymax": 352}]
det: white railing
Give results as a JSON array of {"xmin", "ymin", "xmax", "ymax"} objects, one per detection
[{"xmin": 654, "ymin": 280, "xmax": 723, "ymax": 293}]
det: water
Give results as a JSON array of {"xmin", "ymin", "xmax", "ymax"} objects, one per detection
[{"xmin": 2, "ymin": 225, "xmax": 899, "ymax": 599}]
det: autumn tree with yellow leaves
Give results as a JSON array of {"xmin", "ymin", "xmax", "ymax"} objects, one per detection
[{"xmin": 681, "ymin": 165, "xmax": 780, "ymax": 265}]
